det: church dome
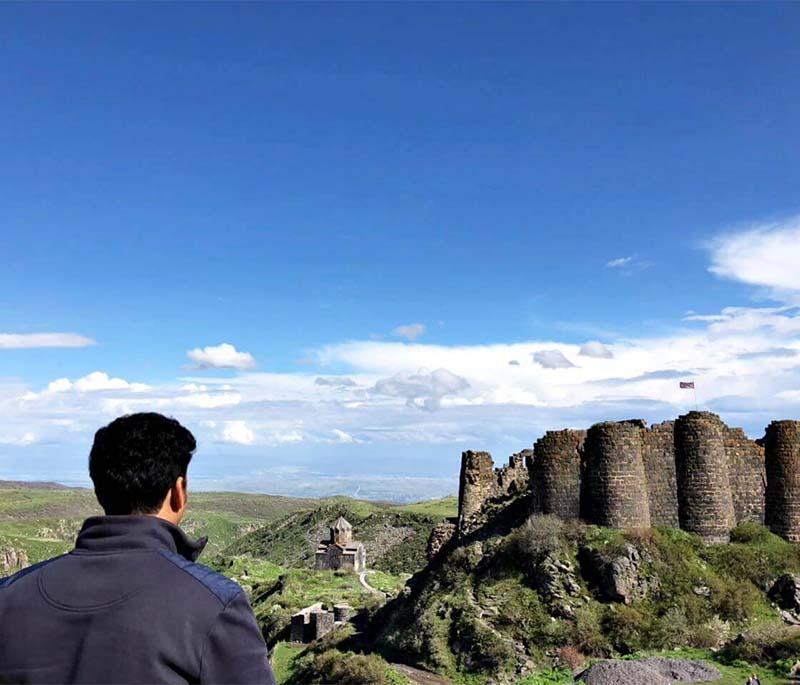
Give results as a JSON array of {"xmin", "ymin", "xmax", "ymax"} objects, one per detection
[{"xmin": 331, "ymin": 516, "xmax": 352, "ymax": 531}]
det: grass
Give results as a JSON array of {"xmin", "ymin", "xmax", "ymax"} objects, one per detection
[
  {"xmin": 397, "ymin": 496, "xmax": 458, "ymax": 518},
  {"xmin": 271, "ymin": 642, "xmax": 307, "ymax": 683}
]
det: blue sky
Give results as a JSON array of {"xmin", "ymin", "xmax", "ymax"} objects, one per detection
[{"xmin": 2, "ymin": 3, "xmax": 800, "ymax": 500}]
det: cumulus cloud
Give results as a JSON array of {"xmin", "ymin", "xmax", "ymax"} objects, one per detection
[
  {"xmin": 0, "ymin": 333, "xmax": 95, "ymax": 349},
  {"xmin": 532, "ymin": 350, "xmax": 576, "ymax": 369},
  {"xmin": 579, "ymin": 341, "xmax": 614, "ymax": 359},
  {"xmin": 392, "ymin": 323, "xmax": 426, "ymax": 341},
  {"xmin": 31, "ymin": 372, "xmax": 152, "ymax": 396},
  {"xmin": 709, "ymin": 216, "xmax": 800, "ymax": 294},
  {"xmin": 372, "ymin": 368, "xmax": 470, "ymax": 410},
  {"xmin": 187, "ymin": 343, "xmax": 256, "ymax": 370},
  {"xmin": 222, "ymin": 420, "xmax": 255, "ymax": 445}
]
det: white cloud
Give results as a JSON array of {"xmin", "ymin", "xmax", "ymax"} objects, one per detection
[
  {"xmin": 222, "ymin": 420, "xmax": 255, "ymax": 445},
  {"xmin": 392, "ymin": 323, "xmax": 426, "ymax": 341},
  {"xmin": 331, "ymin": 429, "xmax": 358, "ymax": 444},
  {"xmin": 33, "ymin": 372, "xmax": 151, "ymax": 396},
  {"xmin": 532, "ymin": 350, "xmax": 576, "ymax": 369},
  {"xmin": 606, "ymin": 256, "xmax": 633, "ymax": 268},
  {"xmin": 579, "ymin": 341, "xmax": 614, "ymax": 359},
  {"xmin": 372, "ymin": 368, "xmax": 470, "ymax": 410},
  {"xmin": 0, "ymin": 432, "xmax": 37, "ymax": 446},
  {"xmin": 0, "ymin": 333, "xmax": 95, "ymax": 349},
  {"xmin": 709, "ymin": 215, "xmax": 800, "ymax": 294},
  {"xmin": 187, "ymin": 343, "xmax": 256, "ymax": 370}
]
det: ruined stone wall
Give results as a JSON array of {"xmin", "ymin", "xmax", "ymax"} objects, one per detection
[
  {"xmin": 641, "ymin": 421, "xmax": 680, "ymax": 528},
  {"xmin": 582, "ymin": 421, "xmax": 651, "ymax": 529},
  {"xmin": 675, "ymin": 412, "xmax": 735, "ymax": 543},
  {"xmin": 496, "ymin": 451, "xmax": 531, "ymax": 499},
  {"xmin": 724, "ymin": 426, "xmax": 766, "ymax": 525},
  {"xmin": 764, "ymin": 421, "xmax": 800, "ymax": 542},
  {"xmin": 457, "ymin": 451, "xmax": 495, "ymax": 529},
  {"xmin": 531, "ymin": 430, "xmax": 585, "ymax": 520}
]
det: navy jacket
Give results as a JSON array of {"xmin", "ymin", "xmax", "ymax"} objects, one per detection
[{"xmin": 0, "ymin": 516, "xmax": 276, "ymax": 685}]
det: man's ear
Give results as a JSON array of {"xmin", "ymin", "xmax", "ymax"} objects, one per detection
[{"xmin": 169, "ymin": 476, "xmax": 188, "ymax": 516}]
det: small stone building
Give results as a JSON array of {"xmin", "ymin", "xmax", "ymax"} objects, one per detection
[
  {"xmin": 315, "ymin": 517, "xmax": 366, "ymax": 573},
  {"xmin": 290, "ymin": 603, "xmax": 352, "ymax": 643}
]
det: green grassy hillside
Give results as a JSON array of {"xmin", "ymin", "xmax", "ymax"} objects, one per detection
[
  {"xmin": 222, "ymin": 500, "xmax": 453, "ymax": 574},
  {"xmin": 0, "ymin": 484, "xmax": 314, "ymax": 562},
  {"xmin": 373, "ymin": 513, "xmax": 800, "ymax": 684}
]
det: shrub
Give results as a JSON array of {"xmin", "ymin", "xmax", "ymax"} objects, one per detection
[
  {"xmin": 554, "ymin": 646, "xmax": 585, "ymax": 670},
  {"xmin": 689, "ymin": 616, "xmax": 730, "ymax": 649},
  {"xmin": 507, "ymin": 515, "xmax": 566, "ymax": 561},
  {"xmin": 720, "ymin": 620, "xmax": 800, "ymax": 665},
  {"xmin": 289, "ymin": 649, "xmax": 401, "ymax": 685},
  {"xmin": 601, "ymin": 605, "xmax": 652, "ymax": 653},
  {"xmin": 708, "ymin": 576, "xmax": 761, "ymax": 623},
  {"xmin": 653, "ymin": 607, "xmax": 692, "ymax": 649}
]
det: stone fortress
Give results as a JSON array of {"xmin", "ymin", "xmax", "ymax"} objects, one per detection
[{"xmin": 442, "ymin": 412, "xmax": 800, "ymax": 548}]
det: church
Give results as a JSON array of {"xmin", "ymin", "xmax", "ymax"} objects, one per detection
[{"xmin": 314, "ymin": 517, "xmax": 366, "ymax": 573}]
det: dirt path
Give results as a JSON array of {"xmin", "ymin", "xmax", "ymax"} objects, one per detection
[
  {"xmin": 391, "ymin": 663, "xmax": 451, "ymax": 685},
  {"xmin": 358, "ymin": 570, "xmax": 382, "ymax": 595}
]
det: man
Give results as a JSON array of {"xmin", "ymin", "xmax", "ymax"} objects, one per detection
[
  {"xmin": 747, "ymin": 673, "xmax": 761, "ymax": 685},
  {"xmin": 0, "ymin": 413, "xmax": 276, "ymax": 684}
]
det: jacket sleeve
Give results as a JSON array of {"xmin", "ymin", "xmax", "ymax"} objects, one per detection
[{"xmin": 200, "ymin": 591, "xmax": 276, "ymax": 685}]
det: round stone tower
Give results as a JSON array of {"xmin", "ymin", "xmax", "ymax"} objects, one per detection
[
  {"xmin": 764, "ymin": 420, "xmax": 800, "ymax": 542},
  {"xmin": 674, "ymin": 411, "xmax": 735, "ymax": 543},
  {"xmin": 582, "ymin": 420, "xmax": 651, "ymax": 529},
  {"xmin": 532, "ymin": 430, "xmax": 586, "ymax": 520}
]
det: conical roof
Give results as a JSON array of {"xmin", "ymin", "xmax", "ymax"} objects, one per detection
[{"xmin": 331, "ymin": 516, "xmax": 352, "ymax": 530}]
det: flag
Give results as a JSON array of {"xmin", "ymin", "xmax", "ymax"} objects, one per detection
[{"xmin": 680, "ymin": 381, "xmax": 695, "ymax": 389}]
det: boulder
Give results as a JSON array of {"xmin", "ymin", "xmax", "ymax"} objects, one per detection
[
  {"xmin": 769, "ymin": 574, "xmax": 800, "ymax": 613},
  {"xmin": 581, "ymin": 543, "xmax": 656, "ymax": 604},
  {"xmin": 577, "ymin": 657, "xmax": 721, "ymax": 684}
]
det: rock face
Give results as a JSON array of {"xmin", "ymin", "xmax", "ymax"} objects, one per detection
[
  {"xmin": 426, "ymin": 521, "xmax": 456, "ymax": 560},
  {"xmin": 577, "ymin": 657, "xmax": 721, "ymax": 685},
  {"xmin": 581, "ymin": 543, "xmax": 655, "ymax": 605},
  {"xmin": 534, "ymin": 554, "xmax": 581, "ymax": 617},
  {"xmin": 769, "ymin": 573, "xmax": 800, "ymax": 614},
  {"xmin": 1, "ymin": 546, "xmax": 29, "ymax": 575}
]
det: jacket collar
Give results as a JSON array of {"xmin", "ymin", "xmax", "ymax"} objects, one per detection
[{"xmin": 74, "ymin": 515, "xmax": 208, "ymax": 561}]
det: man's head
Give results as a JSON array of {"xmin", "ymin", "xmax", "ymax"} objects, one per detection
[{"xmin": 89, "ymin": 413, "xmax": 196, "ymax": 522}]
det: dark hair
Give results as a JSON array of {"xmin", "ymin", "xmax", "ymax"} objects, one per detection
[{"xmin": 89, "ymin": 413, "xmax": 196, "ymax": 515}]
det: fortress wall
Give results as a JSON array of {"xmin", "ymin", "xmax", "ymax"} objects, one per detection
[
  {"xmin": 496, "ymin": 450, "xmax": 532, "ymax": 499},
  {"xmin": 642, "ymin": 421, "xmax": 680, "ymax": 528},
  {"xmin": 764, "ymin": 421, "xmax": 800, "ymax": 542},
  {"xmin": 582, "ymin": 421, "xmax": 651, "ymax": 529},
  {"xmin": 675, "ymin": 412, "xmax": 735, "ymax": 543},
  {"xmin": 532, "ymin": 430, "xmax": 586, "ymax": 519},
  {"xmin": 457, "ymin": 450, "xmax": 495, "ymax": 529},
  {"xmin": 724, "ymin": 427, "xmax": 766, "ymax": 525}
]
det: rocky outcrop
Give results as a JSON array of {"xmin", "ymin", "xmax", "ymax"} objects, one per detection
[
  {"xmin": 533, "ymin": 554, "xmax": 582, "ymax": 618},
  {"xmin": 426, "ymin": 521, "xmax": 456, "ymax": 560},
  {"xmin": 580, "ymin": 543, "xmax": 656, "ymax": 605},
  {"xmin": 769, "ymin": 573, "xmax": 800, "ymax": 619},
  {"xmin": 577, "ymin": 658, "xmax": 721, "ymax": 684}
]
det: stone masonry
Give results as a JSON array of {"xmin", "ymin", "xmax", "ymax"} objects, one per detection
[
  {"xmin": 582, "ymin": 421, "xmax": 651, "ymax": 529},
  {"xmin": 764, "ymin": 421, "xmax": 800, "ymax": 542},
  {"xmin": 456, "ymin": 411, "xmax": 799, "ymax": 544}
]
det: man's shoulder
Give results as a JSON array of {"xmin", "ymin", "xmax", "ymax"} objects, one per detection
[
  {"xmin": 0, "ymin": 555, "xmax": 65, "ymax": 590},
  {"xmin": 157, "ymin": 551, "xmax": 244, "ymax": 606}
]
